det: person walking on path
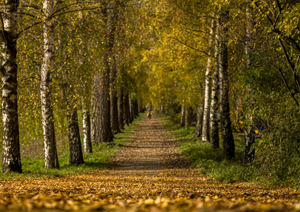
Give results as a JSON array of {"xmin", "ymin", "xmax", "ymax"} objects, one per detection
[{"xmin": 147, "ymin": 111, "xmax": 152, "ymax": 119}]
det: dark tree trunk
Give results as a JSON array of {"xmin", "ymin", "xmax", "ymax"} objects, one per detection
[
  {"xmin": 99, "ymin": 3, "xmax": 117, "ymax": 143},
  {"xmin": 184, "ymin": 106, "xmax": 189, "ymax": 129},
  {"xmin": 129, "ymin": 95, "xmax": 134, "ymax": 123},
  {"xmin": 91, "ymin": 75, "xmax": 101, "ymax": 144},
  {"xmin": 118, "ymin": 87, "xmax": 125, "ymax": 130},
  {"xmin": 134, "ymin": 99, "xmax": 139, "ymax": 118},
  {"xmin": 180, "ymin": 101, "xmax": 185, "ymax": 127},
  {"xmin": 243, "ymin": 2, "xmax": 255, "ymax": 164},
  {"xmin": 219, "ymin": 10, "xmax": 235, "ymax": 159},
  {"xmin": 110, "ymin": 57, "xmax": 121, "ymax": 134},
  {"xmin": 124, "ymin": 93, "xmax": 130, "ymax": 126},
  {"xmin": 194, "ymin": 97, "xmax": 204, "ymax": 138},
  {"xmin": 1, "ymin": 0, "xmax": 22, "ymax": 173},
  {"xmin": 67, "ymin": 103, "xmax": 84, "ymax": 165},
  {"xmin": 194, "ymin": 83, "xmax": 204, "ymax": 138}
]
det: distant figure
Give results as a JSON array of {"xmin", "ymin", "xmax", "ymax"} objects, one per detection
[{"xmin": 147, "ymin": 111, "xmax": 151, "ymax": 119}]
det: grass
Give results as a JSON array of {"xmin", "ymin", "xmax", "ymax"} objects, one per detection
[
  {"xmin": 158, "ymin": 113, "xmax": 257, "ymax": 184},
  {"xmin": 0, "ymin": 113, "xmax": 145, "ymax": 181}
]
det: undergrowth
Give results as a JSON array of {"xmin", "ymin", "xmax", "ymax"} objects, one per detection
[{"xmin": 0, "ymin": 113, "xmax": 144, "ymax": 181}]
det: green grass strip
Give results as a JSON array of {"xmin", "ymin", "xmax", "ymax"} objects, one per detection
[{"xmin": 157, "ymin": 113, "xmax": 258, "ymax": 184}]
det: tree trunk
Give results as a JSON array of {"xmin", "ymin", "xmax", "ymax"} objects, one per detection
[
  {"xmin": 1, "ymin": 0, "xmax": 22, "ymax": 172},
  {"xmin": 83, "ymin": 98, "xmax": 92, "ymax": 154},
  {"xmin": 184, "ymin": 106, "xmax": 189, "ymax": 129},
  {"xmin": 219, "ymin": 10, "xmax": 235, "ymax": 159},
  {"xmin": 180, "ymin": 101, "xmax": 185, "ymax": 127},
  {"xmin": 40, "ymin": 0, "xmax": 59, "ymax": 169},
  {"xmin": 67, "ymin": 101, "xmax": 84, "ymax": 165},
  {"xmin": 100, "ymin": 53, "xmax": 114, "ymax": 142},
  {"xmin": 129, "ymin": 94, "xmax": 134, "ymax": 123},
  {"xmin": 134, "ymin": 99, "xmax": 139, "ymax": 118},
  {"xmin": 110, "ymin": 56, "xmax": 121, "ymax": 134},
  {"xmin": 202, "ymin": 13, "xmax": 215, "ymax": 142},
  {"xmin": 210, "ymin": 14, "xmax": 220, "ymax": 149},
  {"xmin": 243, "ymin": 2, "xmax": 255, "ymax": 165},
  {"xmin": 91, "ymin": 76, "xmax": 101, "ymax": 144},
  {"xmin": 99, "ymin": 3, "xmax": 117, "ymax": 143},
  {"xmin": 118, "ymin": 87, "xmax": 124, "ymax": 130},
  {"xmin": 124, "ymin": 93, "xmax": 130, "ymax": 126},
  {"xmin": 194, "ymin": 91, "xmax": 204, "ymax": 138}
]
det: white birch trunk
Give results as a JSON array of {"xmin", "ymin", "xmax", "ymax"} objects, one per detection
[
  {"xmin": 1, "ymin": 0, "xmax": 22, "ymax": 172},
  {"xmin": 210, "ymin": 14, "xmax": 220, "ymax": 149},
  {"xmin": 41, "ymin": 0, "xmax": 59, "ymax": 169},
  {"xmin": 202, "ymin": 13, "xmax": 215, "ymax": 142}
]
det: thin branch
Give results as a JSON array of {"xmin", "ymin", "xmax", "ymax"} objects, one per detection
[
  {"xmin": 17, "ymin": 21, "xmax": 42, "ymax": 38},
  {"xmin": 278, "ymin": 38, "xmax": 300, "ymax": 91},
  {"xmin": 170, "ymin": 36, "xmax": 208, "ymax": 56},
  {"xmin": 52, "ymin": 6, "xmax": 103, "ymax": 18},
  {"xmin": 17, "ymin": 12, "xmax": 37, "ymax": 18},
  {"xmin": 277, "ymin": 67, "xmax": 299, "ymax": 107},
  {"xmin": 20, "ymin": 4, "xmax": 41, "ymax": 10},
  {"xmin": 275, "ymin": 0, "xmax": 282, "ymax": 12}
]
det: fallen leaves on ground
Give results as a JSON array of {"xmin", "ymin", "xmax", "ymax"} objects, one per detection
[{"xmin": 0, "ymin": 114, "xmax": 299, "ymax": 211}]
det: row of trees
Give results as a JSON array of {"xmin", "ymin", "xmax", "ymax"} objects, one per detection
[
  {"xmin": 141, "ymin": 0, "xmax": 300, "ymax": 179},
  {"xmin": 1, "ymin": 0, "xmax": 300, "ymax": 181},
  {"xmin": 0, "ymin": 0, "xmax": 147, "ymax": 172}
]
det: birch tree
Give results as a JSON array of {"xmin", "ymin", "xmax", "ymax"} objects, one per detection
[
  {"xmin": 41, "ymin": 0, "xmax": 59, "ymax": 169},
  {"xmin": 219, "ymin": 9, "xmax": 235, "ymax": 159},
  {"xmin": 1, "ymin": 0, "xmax": 22, "ymax": 173},
  {"xmin": 202, "ymin": 13, "xmax": 215, "ymax": 142},
  {"xmin": 210, "ymin": 14, "xmax": 220, "ymax": 149}
]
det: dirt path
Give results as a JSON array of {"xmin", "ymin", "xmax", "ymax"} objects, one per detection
[
  {"xmin": 0, "ymin": 113, "xmax": 300, "ymax": 211},
  {"xmin": 109, "ymin": 112, "xmax": 190, "ymax": 173}
]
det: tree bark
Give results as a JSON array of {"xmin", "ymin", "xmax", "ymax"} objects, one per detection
[
  {"xmin": 134, "ymin": 99, "xmax": 139, "ymax": 118},
  {"xmin": 99, "ymin": 2, "xmax": 117, "ymax": 143},
  {"xmin": 202, "ymin": 13, "xmax": 215, "ymax": 142},
  {"xmin": 210, "ymin": 14, "xmax": 220, "ymax": 149},
  {"xmin": 194, "ymin": 84, "xmax": 204, "ymax": 138},
  {"xmin": 219, "ymin": 10, "xmax": 235, "ymax": 159},
  {"xmin": 184, "ymin": 105, "xmax": 189, "ymax": 129},
  {"xmin": 118, "ymin": 87, "xmax": 124, "ymax": 130},
  {"xmin": 110, "ymin": 56, "xmax": 121, "ymax": 134},
  {"xmin": 180, "ymin": 101, "xmax": 185, "ymax": 127},
  {"xmin": 128, "ymin": 94, "xmax": 134, "ymax": 123},
  {"xmin": 243, "ymin": 2, "xmax": 255, "ymax": 165},
  {"xmin": 67, "ymin": 100, "xmax": 84, "ymax": 165},
  {"xmin": 40, "ymin": 0, "xmax": 59, "ymax": 169},
  {"xmin": 124, "ymin": 93, "xmax": 130, "ymax": 126},
  {"xmin": 1, "ymin": 0, "xmax": 22, "ymax": 173},
  {"xmin": 83, "ymin": 97, "xmax": 92, "ymax": 154},
  {"xmin": 91, "ymin": 75, "xmax": 101, "ymax": 144}
]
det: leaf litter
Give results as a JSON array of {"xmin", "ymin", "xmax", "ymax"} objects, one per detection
[{"xmin": 0, "ymin": 114, "xmax": 300, "ymax": 211}]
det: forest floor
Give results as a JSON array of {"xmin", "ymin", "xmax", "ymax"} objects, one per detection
[{"xmin": 0, "ymin": 113, "xmax": 300, "ymax": 211}]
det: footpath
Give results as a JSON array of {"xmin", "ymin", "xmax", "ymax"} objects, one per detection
[{"xmin": 0, "ymin": 113, "xmax": 300, "ymax": 211}]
